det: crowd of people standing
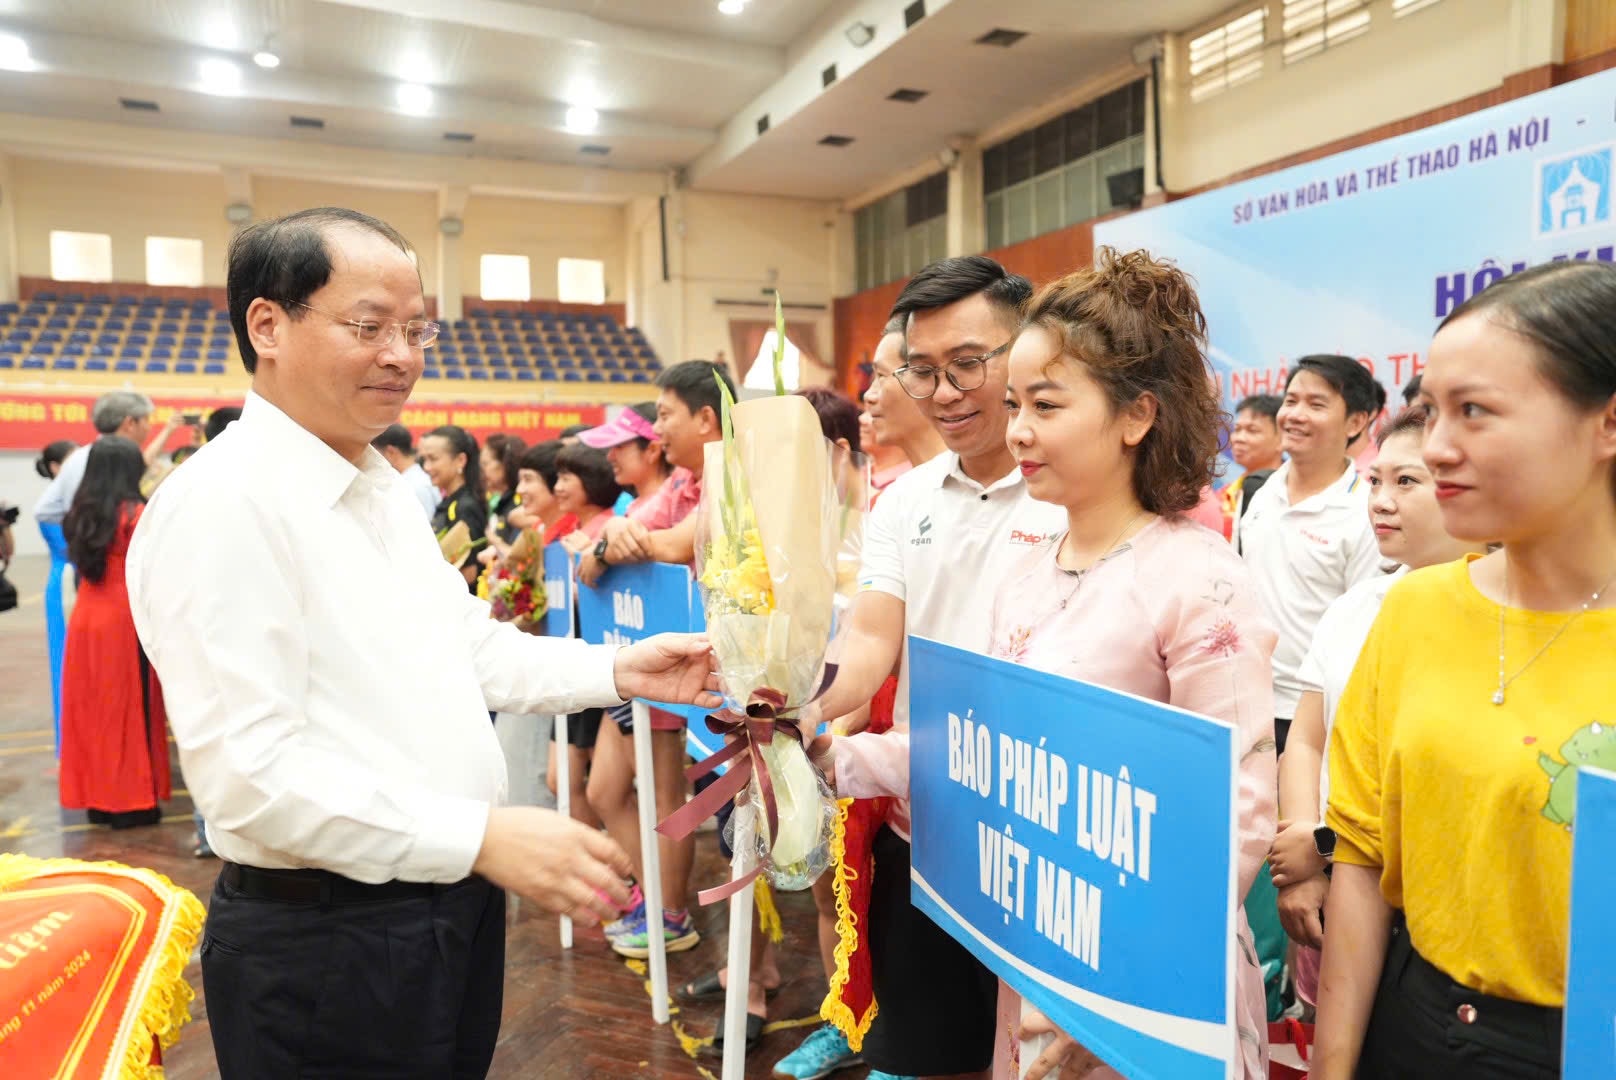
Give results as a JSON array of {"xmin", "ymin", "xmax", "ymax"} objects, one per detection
[{"xmin": 15, "ymin": 203, "xmax": 1613, "ymax": 1080}]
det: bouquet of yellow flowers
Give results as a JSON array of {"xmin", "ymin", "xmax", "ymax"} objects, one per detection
[{"xmin": 682, "ymin": 309, "xmax": 865, "ymax": 894}]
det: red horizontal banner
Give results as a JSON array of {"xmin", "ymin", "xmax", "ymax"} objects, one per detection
[{"xmin": 0, "ymin": 393, "xmax": 605, "ymax": 452}]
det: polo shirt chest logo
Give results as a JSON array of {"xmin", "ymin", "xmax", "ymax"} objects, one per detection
[
  {"xmin": 1297, "ymin": 527, "xmax": 1334, "ymax": 548},
  {"xmin": 911, "ymin": 515, "xmax": 934, "ymax": 546},
  {"xmin": 1008, "ymin": 528, "xmax": 1052, "ymax": 547}
]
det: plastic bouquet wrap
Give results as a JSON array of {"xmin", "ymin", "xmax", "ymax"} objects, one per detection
[
  {"xmin": 478, "ymin": 529, "xmax": 547, "ymax": 633},
  {"xmin": 658, "ymin": 303, "xmax": 866, "ymax": 899}
]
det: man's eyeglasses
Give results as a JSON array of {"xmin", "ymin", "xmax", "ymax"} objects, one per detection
[
  {"xmin": 284, "ymin": 301, "xmax": 440, "ymax": 349},
  {"xmin": 892, "ymin": 341, "xmax": 1012, "ymax": 400}
]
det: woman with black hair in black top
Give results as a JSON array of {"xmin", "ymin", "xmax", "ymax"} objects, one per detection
[{"xmin": 421, "ymin": 424, "xmax": 487, "ymax": 589}]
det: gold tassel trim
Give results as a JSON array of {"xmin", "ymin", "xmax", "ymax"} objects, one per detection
[
  {"xmin": 0, "ymin": 854, "xmax": 206, "ymax": 1080},
  {"xmin": 819, "ymin": 797, "xmax": 878, "ymax": 1052},
  {"xmin": 753, "ymin": 876, "xmax": 784, "ymax": 945}
]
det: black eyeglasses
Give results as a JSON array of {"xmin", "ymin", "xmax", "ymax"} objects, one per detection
[
  {"xmin": 284, "ymin": 301, "xmax": 440, "ymax": 349},
  {"xmin": 893, "ymin": 341, "xmax": 1011, "ymax": 399}
]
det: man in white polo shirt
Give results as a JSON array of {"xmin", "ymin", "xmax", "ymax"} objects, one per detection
[
  {"xmin": 805, "ymin": 256, "xmax": 1064, "ymax": 1080},
  {"xmin": 1237, "ymin": 354, "xmax": 1387, "ymax": 754}
]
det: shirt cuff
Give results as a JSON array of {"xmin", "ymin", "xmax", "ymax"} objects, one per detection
[{"xmin": 401, "ymin": 794, "xmax": 492, "ymax": 883}]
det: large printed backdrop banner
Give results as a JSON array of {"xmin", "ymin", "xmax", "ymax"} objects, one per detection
[
  {"xmin": 1564, "ymin": 765, "xmax": 1616, "ymax": 1077},
  {"xmin": 1095, "ymin": 68, "xmax": 1616, "ymax": 453},
  {"xmin": 0, "ymin": 393, "xmax": 603, "ymax": 451},
  {"xmin": 906, "ymin": 637, "xmax": 1238, "ymax": 1079}
]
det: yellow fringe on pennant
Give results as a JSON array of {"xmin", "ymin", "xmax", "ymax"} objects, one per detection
[
  {"xmin": 753, "ymin": 875, "xmax": 784, "ymax": 945},
  {"xmin": 0, "ymin": 854, "xmax": 206, "ymax": 1080},
  {"xmin": 819, "ymin": 797, "xmax": 878, "ymax": 1053}
]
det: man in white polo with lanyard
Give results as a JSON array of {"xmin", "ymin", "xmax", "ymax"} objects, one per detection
[
  {"xmin": 804, "ymin": 255, "xmax": 1065, "ymax": 1080},
  {"xmin": 1237, "ymin": 353, "xmax": 1386, "ymax": 754}
]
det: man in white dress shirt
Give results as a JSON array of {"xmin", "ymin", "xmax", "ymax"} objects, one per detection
[{"xmin": 127, "ymin": 207, "xmax": 720, "ymax": 1078}]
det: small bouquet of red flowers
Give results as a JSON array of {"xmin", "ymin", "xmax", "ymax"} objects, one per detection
[{"xmin": 479, "ymin": 529, "xmax": 547, "ymax": 632}]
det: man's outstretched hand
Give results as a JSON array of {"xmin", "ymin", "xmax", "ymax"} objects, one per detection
[{"xmin": 612, "ymin": 633, "xmax": 723, "ymax": 710}]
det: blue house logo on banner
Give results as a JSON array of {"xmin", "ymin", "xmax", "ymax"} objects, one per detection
[
  {"xmin": 906, "ymin": 637, "xmax": 1238, "ymax": 1079},
  {"xmin": 1563, "ymin": 765, "xmax": 1616, "ymax": 1078},
  {"xmin": 1538, "ymin": 145, "xmax": 1612, "ymax": 236}
]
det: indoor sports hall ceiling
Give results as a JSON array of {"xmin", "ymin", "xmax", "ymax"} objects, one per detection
[{"xmin": 0, "ymin": 0, "xmax": 1234, "ymax": 200}]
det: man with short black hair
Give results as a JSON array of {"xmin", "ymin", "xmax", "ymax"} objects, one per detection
[
  {"xmin": 371, "ymin": 422, "xmax": 439, "ymax": 517},
  {"xmin": 128, "ymin": 206, "xmax": 720, "ymax": 1078},
  {"xmin": 1224, "ymin": 393, "xmax": 1286, "ymax": 537},
  {"xmin": 800, "ymin": 255, "xmax": 1066, "ymax": 1080}
]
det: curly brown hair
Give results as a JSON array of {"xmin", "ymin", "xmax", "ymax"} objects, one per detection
[{"xmin": 1021, "ymin": 246, "xmax": 1224, "ymax": 514}]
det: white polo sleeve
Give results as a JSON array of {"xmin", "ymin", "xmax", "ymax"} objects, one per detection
[{"xmin": 857, "ymin": 482, "xmax": 907, "ymax": 602}]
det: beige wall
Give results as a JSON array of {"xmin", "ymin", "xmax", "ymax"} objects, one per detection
[
  {"xmin": 252, "ymin": 177, "xmax": 440, "ymax": 287},
  {"xmin": 10, "ymin": 157, "xmax": 234, "ymax": 285},
  {"xmin": 460, "ymin": 194, "xmax": 626, "ymax": 303},
  {"xmin": 1166, "ymin": 0, "xmax": 1540, "ymax": 191},
  {"xmin": 673, "ymin": 190, "xmax": 836, "ymax": 373}
]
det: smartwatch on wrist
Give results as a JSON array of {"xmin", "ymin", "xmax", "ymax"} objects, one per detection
[
  {"xmin": 1313, "ymin": 823, "xmax": 1337, "ymax": 861},
  {"xmin": 592, "ymin": 537, "xmax": 611, "ymax": 565}
]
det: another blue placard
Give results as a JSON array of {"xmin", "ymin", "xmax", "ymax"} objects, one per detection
[
  {"xmin": 577, "ymin": 561, "xmax": 713, "ymax": 757},
  {"xmin": 907, "ymin": 636, "xmax": 1237, "ymax": 1079},
  {"xmin": 542, "ymin": 542, "xmax": 574, "ymax": 638},
  {"xmin": 1564, "ymin": 765, "xmax": 1616, "ymax": 1078}
]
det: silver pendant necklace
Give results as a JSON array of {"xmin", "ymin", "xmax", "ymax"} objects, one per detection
[
  {"xmin": 1054, "ymin": 512, "xmax": 1150, "ymax": 611},
  {"xmin": 1493, "ymin": 560, "xmax": 1616, "ymax": 705}
]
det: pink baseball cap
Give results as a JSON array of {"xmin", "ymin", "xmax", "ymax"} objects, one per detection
[{"xmin": 577, "ymin": 406, "xmax": 658, "ymax": 449}]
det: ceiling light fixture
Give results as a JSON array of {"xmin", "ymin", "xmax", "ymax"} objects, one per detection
[
  {"xmin": 565, "ymin": 105, "xmax": 599, "ymax": 134},
  {"xmin": 0, "ymin": 32, "xmax": 36, "ymax": 72},
  {"xmin": 717, "ymin": 0, "xmax": 745, "ymax": 14},
  {"xmin": 396, "ymin": 82, "xmax": 433, "ymax": 115},
  {"xmin": 253, "ymin": 48, "xmax": 280, "ymax": 69},
  {"xmin": 198, "ymin": 57, "xmax": 243, "ymax": 95},
  {"xmin": 845, "ymin": 21, "xmax": 875, "ymax": 47}
]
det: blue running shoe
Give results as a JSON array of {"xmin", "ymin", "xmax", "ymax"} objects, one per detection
[
  {"xmin": 864, "ymin": 1071, "xmax": 918, "ymax": 1080},
  {"xmin": 772, "ymin": 1023, "xmax": 862, "ymax": 1079}
]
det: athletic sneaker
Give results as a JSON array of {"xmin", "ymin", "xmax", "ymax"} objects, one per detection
[
  {"xmin": 864, "ymin": 1071, "xmax": 918, "ymax": 1080},
  {"xmin": 603, "ymin": 883, "xmax": 645, "ymax": 940},
  {"xmin": 772, "ymin": 1023, "xmax": 862, "ymax": 1079},
  {"xmin": 610, "ymin": 908, "xmax": 701, "ymax": 958}
]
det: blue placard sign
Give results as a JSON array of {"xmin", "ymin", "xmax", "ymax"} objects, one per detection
[
  {"xmin": 577, "ymin": 562, "xmax": 713, "ymax": 757},
  {"xmin": 1564, "ymin": 765, "xmax": 1616, "ymax": 1078},
  {"xmin": 542, "ymin": 542, "xmax": 574, "ymax": 638},
  {"xmin": 907, "ymin": 636, "xmax": 1237, "ymax": 1079}
]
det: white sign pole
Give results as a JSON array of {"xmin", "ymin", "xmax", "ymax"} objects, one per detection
[
  {"xmin": 720, "ymin": 805, "xmax": 756, "ymax": 1080},
  {"xmin": 555, "ymin": 712, "xmax": 572, "ymax": 950},
  {"xmin": 631, "ymin": 699, "xmax": 670, "ymax": 1023}
]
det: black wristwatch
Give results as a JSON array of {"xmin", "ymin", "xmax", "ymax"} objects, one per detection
[
  {"xmin": 1313, "ymin": 823, "xmax": 1337, "ymax": 861},
  {"xmin": 592, "ymin": 537, "xmax": 611, "ymax": 565}
]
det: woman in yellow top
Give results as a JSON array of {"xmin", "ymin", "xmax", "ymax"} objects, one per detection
[{"xmin": 1315, "ymin": 259, "xmax": 1616, "ymax": 1078}]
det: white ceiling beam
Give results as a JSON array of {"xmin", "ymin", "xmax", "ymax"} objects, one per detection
[
  {"xmin": 10, "ymin": 27, "xmax": 715, "ymax": 143},
  {"xmin": 318, "ymin": 0, "xmax": 783, "ymax": 76}
]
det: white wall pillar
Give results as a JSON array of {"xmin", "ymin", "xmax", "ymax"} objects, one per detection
[
  {"xmin": 946, "ymin": 137, "xmax": 984, "ymax": 257},
  {"xmin": 0, "ymin": 154, "xmax": 18, "ymax": 304},
  {"xmin": 436, "ymin": 185, "xmax": 469, "ymax": 323}
]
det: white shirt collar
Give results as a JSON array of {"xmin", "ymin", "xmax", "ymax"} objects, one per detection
[
  {"xmin": 936, "ymin": 450, "xmax": 1024, "ymax": 496},
  {"xmin": 240, "ymin": 391, "xmax": 398, "ymax": 509},
  {"xmin": 1267, "ymin": 458, "xmax": 1362, "ymax": 510}
]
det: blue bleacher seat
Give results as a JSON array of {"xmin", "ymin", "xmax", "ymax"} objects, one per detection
[
  {"xmin": 104, "ymin": 318, "xmax": 126, "ymax": 331},
  {"xmin": 493, "ymin": 370, "xmax": 512, "ymax": 381},
  {"xmin": 37, "ymin": 330, "xmax": 62, "ymax": 344},
  {"xmin": 84, "ymin": 359, "xmax": 109, "ymax": 372},
  {"xmin": 131, "ymin": 320, "xmax": 153, "ymax": 332},
  {"xmin": 182, "ymin": 335, "xmax": 204, "ymax": 348},
  {"xmin": 563, "ymin": 370, "xmax": 582, "ymax": 382},
  {"xmin": 51, "ymin": 357, "xmax": 76, "ymax": 370},
  {"xmin": 178, "ymin": 346, "xmax": 199, "ymax": 359},
  {"xmin": 16, "ymin": 315, "xmax": 39, "ymax": 328},
  {"xmin": 62, "ymin": 343, "xmax": 85, "ymax": 356},
  {"xmin": 21, "ymin": 356, "xmax": 46, "ymax": 370},
  {"xmin": 62, "ymin": 292, "xmax": 83, "ymax": 303},
  {"xmin": 609, "ymin": 372, "xmax": 627, "ymax": 383},
  {"xmin": 0, "ymin": 342, "xmax": 20, "ymax": 355},
  {"xmin": 34, "ymin": 292, "xmax": 57, "ymax": 302},
  {"xmin": 204, "ymin": 362, "xmax": 226, "ymax": 376},
  {"xmin": 115, "ymin": 295, "xmax": 137, "ymax": 305},
  {"xmin": 90, "ymin": 294, "xmax": 112, "ymax": 305},
  {"xmin": 175, "ymin": 361, "xmax": 198, "ymax": 374},
  {"xmin": 585, "ymin": 371, "xmax": 605, "ymax": 383},
  {"xmin": 151, "ymin": 346, "xmax": 173, "ymax": 360},
  {"xmin": 93, "ymin": 345, "xmax": 116, "ymax": 357},
  {"xmin": 120, "ymin": 346, "xmax": 143, "ymax": 359},
  {"xmin": 469, "ymin": 369, "xmax": 489, "ymax": 380},
  {"xmin": 422, "ymin": 367, "xmax": 441, "ymax": 380},
  {"xmin": 206, "ymin": 349, "xmax": 228, "ymax": 362},
  {"xmin": 445, "ymin": 368, "xmax": 466, "ymax": 380},
  {"xmin": 45, "ymin": 316, "xmax": 69, "ymax": 328},
  {"xmin": 516, "ymin": 370, "xmax": 536, "ymax": 382},
  {"xmin": 154, "ymin": 334, "xmax": 177, "ymax": 347},
  {"xmin": 158, "ymin": 322, "xmax": 180, "ymax": 334},
  {"xmin": 114, "ymin": 360, "xmax": 136, "ymax": 373},
  {"xmin": 144, "ymin": 360, "xmax": 169, "ymax": 373}
]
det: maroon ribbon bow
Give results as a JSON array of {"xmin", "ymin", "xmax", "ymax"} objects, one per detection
[{"xmin": 656, "ymin": 664, "xmax": 835, "ymax": 905}]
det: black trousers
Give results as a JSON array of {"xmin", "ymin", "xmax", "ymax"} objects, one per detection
[
  {"xmin": 202, "ymin": 869, "xmax": 506, "ymax": 1079},
  {"xmin": 861, "ymin": 826, "xmax": 998, "ymax": 1075},
  {"xmin": 1358, "ymin": 920, "xmax": 1561, "ymax": 1079}
]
